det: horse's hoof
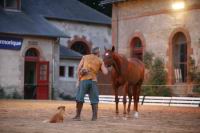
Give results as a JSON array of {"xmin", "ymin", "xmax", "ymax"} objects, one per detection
[{"xmin": 133, "ymin": 112, "xmax": 139, "ymax": 119}]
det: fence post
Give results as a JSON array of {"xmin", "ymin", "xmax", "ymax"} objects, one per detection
[
  {"xmin": 169, "ymin": 96, "xmax": 172, "ymax": 106},
  {"xmin": 141, "ymin": 95, "xmax": 146, "ymax": 105}
]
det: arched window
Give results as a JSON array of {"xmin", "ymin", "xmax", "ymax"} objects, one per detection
[
  {"xmin": 25, "ymin": 48, "xmax": 39, "ymax": 57},
  {"xmin": 172, "ymin": 32, "xmax": 187, "ymax": 83},
  {"xmin": 25, "ymin": 48, "xmax": 39, "ymax": 61},
  {"xmin": 71, "ymin": 41, "xmax": 90, "ymax": 55},
  {"xmin": 131, "ymin": 37, "xmax": 143, "ymax": 60}
]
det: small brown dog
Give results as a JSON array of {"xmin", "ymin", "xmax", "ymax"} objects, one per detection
[
  {"xmin": 43, "ymin": 106, "xmax": 65, "ymax": 123},
  {"xmin": 50, "ymin": 106, "xmax": 65, "ymax": 123}
]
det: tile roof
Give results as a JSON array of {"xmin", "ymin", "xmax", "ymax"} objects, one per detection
[
  {"xmin": 60, "ymin": 45, "xmax": 83, "ymax": 60},
  {"xmin": 22, "ymin": 0, "xmax": 111, "ymax": 25},
  {"xmin": 0, "ymin": 8, "xmax": 67, "ymax": 38}
]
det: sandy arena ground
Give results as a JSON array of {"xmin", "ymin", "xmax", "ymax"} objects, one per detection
[{"xmin": 0, "ymin": 100, "xmax": 199, "ymax": 133}]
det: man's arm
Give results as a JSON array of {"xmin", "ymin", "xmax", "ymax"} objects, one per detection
[
  {"xmin": 101, "ymin": 62, "xmax": 108, "ymax": 75},
  {"xmin": 77, "ymin": 57, "xmax": 84, "ymax": 76}
]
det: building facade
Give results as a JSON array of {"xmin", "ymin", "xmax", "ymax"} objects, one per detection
[
  {"xmin": 0, "ymin": 0, "xmax": 67, "ymax": 99},
  {"xmin": 103, "ymin": 0, "xmax": 200, "ymax": 96},
  {"xmin": 0, "ymin": 0, "xmax": 112, "ymax": 99}
]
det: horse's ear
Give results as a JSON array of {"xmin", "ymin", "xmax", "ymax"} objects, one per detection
[{"xmin": 112, "ymin": 46, "xmax": 115, "ymax": 52}]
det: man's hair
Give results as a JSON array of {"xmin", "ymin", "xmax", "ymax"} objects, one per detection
[{"xmin": 91, "ymin": 47, "xmax": 100, "ymax": 54}]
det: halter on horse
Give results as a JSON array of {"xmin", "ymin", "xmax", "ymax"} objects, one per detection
[{"xmin": 103, "ymin": 46, "xmax": 145, "ymax": 118}]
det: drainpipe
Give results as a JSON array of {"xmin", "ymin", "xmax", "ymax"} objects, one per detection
[{"xmin": 52, "ymin": 38, "xmax": 60, "ymax": 99}]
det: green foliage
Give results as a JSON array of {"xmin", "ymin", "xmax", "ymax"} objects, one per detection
[
  {"xmin": 149, "ymin": 57, "xmax": 167, "ymax": 85},
  {"xmin": 143, "ymin": 51, "xmax": 154, "ymax": 69},
  {"xmin": 142, "ymin": 86, "xmax": 170, "ymax": 96},
  {"xmin": 193, "ymin": 86, "xmax": 200, "ymax": 93},
  {"xmin": 142, "ymin": 52, "xmax": 170, "ymax": 96},
  {"xmin": 78, "ymin": 0, "xmax": 112, "ymax": 17},
  {"xmin": 189, "ymin": 57, "xmax": 200, "ymax": 83},
  {"xmin": 189, "ymin": 57, "xmax": 200, "ymax": 94}
]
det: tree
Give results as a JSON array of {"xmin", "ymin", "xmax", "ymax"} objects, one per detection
[{"xmin": 78, "ymin": 0, "xmax": 112, "ymax": 17}]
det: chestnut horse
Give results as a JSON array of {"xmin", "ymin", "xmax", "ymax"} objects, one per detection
[{"xmin": 103, "ymin": 46, "xmax": 144, "ymax": 118}]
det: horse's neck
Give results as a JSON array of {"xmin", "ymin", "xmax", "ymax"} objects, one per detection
[{"xmin": 112, "ymin": 53, "xmax": 127, "ymax": 75}]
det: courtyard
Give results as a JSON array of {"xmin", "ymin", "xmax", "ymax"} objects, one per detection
[{"xmin": 0, "ymin": 100, "xmax": 199, "ymax": 133}]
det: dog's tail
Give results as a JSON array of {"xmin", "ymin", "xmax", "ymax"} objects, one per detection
[{"xmin": 42, "ymin": 119, "xmax": 49, "ymax": 123}]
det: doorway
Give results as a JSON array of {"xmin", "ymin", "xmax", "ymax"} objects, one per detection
[
  {"xmin": 24, "ymin": 61, "xmax": 36, "ymax": 99},
  {"xmin": 172, "ymin": 32, "xmax": 187, "ymax": 83},
  {"xmin": 24, "ymin": 48, "xmax": 49, "ymax": 99},
  {"xmin": 130, "ymin": 37, "xmax": 144, "ymax": 60}
]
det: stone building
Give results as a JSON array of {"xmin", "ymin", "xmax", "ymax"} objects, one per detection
[
  {"xmin": 102, "ymin": 0, "xmax": 200, "ymax": 96},
  {"xmin": 0, "ymin": 0, "xmax": 112, "ymax": 99},
  {"xmin": 0, "ymin": 0, "xmax": 67, "ymax": 99},
  {"xmin": 22, "ymin": 0, "xmax": 112, "ymax": 98}
]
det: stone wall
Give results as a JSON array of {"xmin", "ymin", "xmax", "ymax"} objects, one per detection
[
  {"xmin": 49, "ymin": 20, "xmax": 112, "ymax": 54},
  {"xmin": 56, "ymin": 59, "xmax": 80, "ymax": 99},
  {"xmin": 49, "ymin": 20, "xmax": 112, "ymax": 98},
  {"xmin": 112, "ymin": 0, "xmax": 200, "ymax": 74},
  {"xmin": 0, "ymin": 35, "xmax": 57, "ymax": 99}
]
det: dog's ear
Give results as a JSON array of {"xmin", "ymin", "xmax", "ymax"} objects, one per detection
[{"xmin": 58, "ymin": 106, "xmax": 65, "ymax": 110}]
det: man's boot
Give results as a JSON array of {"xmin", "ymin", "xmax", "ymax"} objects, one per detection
[
  {"xmin": 91, "ymin": 104, "xmax": 98, "ymax": 121},
  {"xmin": 73, "ymin": 102, "xmax": 83, "ymax": 121}
]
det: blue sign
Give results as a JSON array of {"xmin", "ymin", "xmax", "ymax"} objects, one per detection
[{"xmin": 0, "ymin": 36, "xmax": 23, "ymax": 50}]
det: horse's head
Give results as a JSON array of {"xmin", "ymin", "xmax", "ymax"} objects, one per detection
[{"xmin": 103, "ymin": 46, "xmax": 115, "ymax": 67}]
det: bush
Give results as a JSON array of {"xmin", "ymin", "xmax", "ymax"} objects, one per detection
[
  {"xmin": 143, "ymin": 51, "xmax": 154, "ymax": 69},
  {"xmin": 189, "ymin": 57, "xmax": 200, "ymax": 94},
  {"xmin": 142, "ymin": 52, "xmax": 171, "ymax": 96}
]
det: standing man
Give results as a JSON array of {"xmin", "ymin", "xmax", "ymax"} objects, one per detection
[{"xmin": 73, "ymin": 47, "xmax": 108, "ymax": 121}]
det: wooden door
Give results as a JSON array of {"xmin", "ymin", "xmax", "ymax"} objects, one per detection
[{"xmin": 36, "ymin": 61, "xmax": 49, "ymax": 99}]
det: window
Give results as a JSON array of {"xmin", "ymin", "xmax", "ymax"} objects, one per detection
[
  {"xmin": 4, "ymin": 0, "xmax": 21, "ymax": 10},
  {"xmin": 71, "ymin": 41, "xmax": 90, "ymax": 55},
  {"xmin": 131, "ymin": 37, "xmax": 143, "ymax": 60},
  {"xmin": 59, "ymin": 64, "xmax": 77, "ymax": 81},
  {"xmin": 59, "ymin": 66, "xmax": 65, "ymax": 77},
  {"xmin": 68, "ymin": 66, "xmax": 74, "ymax": 78},
  {"xmin": 173, "ymin": 32, "xmax": 187, "ymax": 83},
  {"xmin": 25, "ymin": 48, "xmax": 38, "ymax": 57}
]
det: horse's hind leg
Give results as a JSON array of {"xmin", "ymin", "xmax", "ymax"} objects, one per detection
[
  {"xmin": 127, "ymin": 86, "xmax": 132, "ymax": 114},
  {"xmin": 123, "ymin": 83, "xmax": 128, "ymax": 115}
]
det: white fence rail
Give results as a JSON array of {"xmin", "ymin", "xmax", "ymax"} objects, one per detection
[{"xmin": 84, "ymin": 95, "xmax": 200, "ymax": 107}]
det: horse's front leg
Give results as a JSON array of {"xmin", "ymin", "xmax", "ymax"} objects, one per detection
[
  {"xmin": 133, "ymin": 84, "xmax": 141, "ymax": 119},
  {"xmin": 114, "ymin": 87, "xmax": 119, "ymax": 114}
]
